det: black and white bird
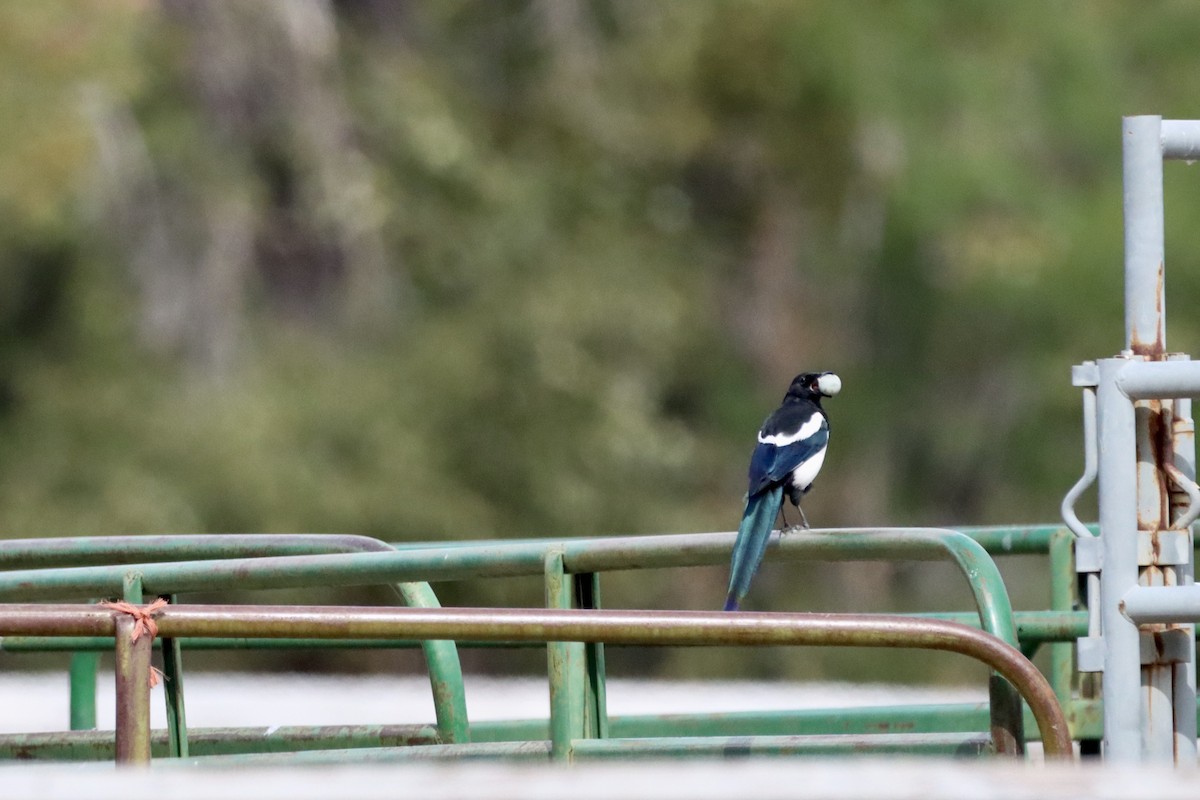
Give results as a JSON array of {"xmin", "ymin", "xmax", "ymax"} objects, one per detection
[{"xmin": 724, "ymin": 371, "xmax": 841, "ymax": 611}]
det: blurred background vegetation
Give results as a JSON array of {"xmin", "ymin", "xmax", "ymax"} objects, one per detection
[{"xmin": 4, "ymin": 0, "xmax": 1200, "ymax": 681}]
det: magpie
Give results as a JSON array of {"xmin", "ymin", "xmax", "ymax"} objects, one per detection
[{"xmin": 724, "ymin": 371, "xmax": 841, "ymax": 611}]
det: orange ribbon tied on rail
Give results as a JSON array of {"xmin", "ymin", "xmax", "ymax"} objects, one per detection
[
  {"xmin": 100, "ymin": 597, "xmax": 168, "ymax": 642},
  {"xmin": 99, "ymin": 597, "xmax": 169, "ymax": 687}
]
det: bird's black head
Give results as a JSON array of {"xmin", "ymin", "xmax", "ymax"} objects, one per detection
[{"xmin": 785, "ymin": 371, "xmax": 842, "ymax": 402}]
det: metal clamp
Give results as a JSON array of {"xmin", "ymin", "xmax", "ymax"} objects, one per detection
[{"xmin": 1164, "ymin": 461, "xmax": 1200, "ymax": 530}]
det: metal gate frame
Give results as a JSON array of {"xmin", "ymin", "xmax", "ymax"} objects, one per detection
[
  {"xmin": 0, "ymin": 527, "xmax": 1061, "ymax": 763},
  {"xmin": 1066, "ymin": 116, "xmax": 1200, "ymax": 763}
]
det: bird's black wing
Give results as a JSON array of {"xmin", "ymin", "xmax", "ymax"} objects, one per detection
[{"xmin": 746, "ymin": 402, "xmax": 828, "ymax": 497}]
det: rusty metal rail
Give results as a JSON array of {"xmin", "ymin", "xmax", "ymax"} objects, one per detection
[{"xmin": 0, "ymin": 603, "xmax": 1071, "ymax": 765}]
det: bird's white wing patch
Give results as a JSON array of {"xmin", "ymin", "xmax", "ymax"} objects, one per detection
[
  {"xmin": 758, "ymin": 413, "xmax": 825, "ymax": 446},
  {"xmin": 790, "ymin": 445, "xmax": 827, "ymax": 491}
]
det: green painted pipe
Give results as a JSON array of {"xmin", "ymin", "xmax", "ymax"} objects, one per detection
[
  {"xmin": 570, "ymin": 732, "xmax": 993, "ymax": 759},
  {"xmin": 0, "ymin": 533, "xmax": 471, "ymax": 746},
  {"xmin": 0, "ymin": 534, "xmax": 403, "ymax": 569},
  {"xmin": 0, "ymin": 529, "xmax": 1020, "ymax": 643},
  {"xmin": 0, "ymin": 724, "xmax": 442, "ymax": 761},
  {"xmin": 67, "ymin": 651, "xmax": 98, "ymax": 731},
  {"xmin": 146, "ymin": 733, "xmax": 990, "ymax": 766}
]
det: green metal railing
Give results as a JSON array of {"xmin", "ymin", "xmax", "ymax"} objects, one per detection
[
  {"xmin": 1, "ymin": 534, "xmax": 472, "ymax": 745},
  {"xmin": 0, "ymin": 525, "xmax": 1088, "ymax": 764}
]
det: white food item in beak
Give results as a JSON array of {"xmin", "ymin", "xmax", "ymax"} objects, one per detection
[{"xmin": 816, "ymin": 373, "xmax": 842, "ymax": 397}]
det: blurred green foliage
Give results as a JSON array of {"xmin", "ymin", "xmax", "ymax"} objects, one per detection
[{"xmin": 4, "ymin": 1, "xmax": 1200, "ymax": 680}]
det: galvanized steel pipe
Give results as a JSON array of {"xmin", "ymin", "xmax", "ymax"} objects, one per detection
[
  {"xmin": 1121, "ymin": 585, "xmax": 1200, "ymax": 624},
  {"xmin": 1117, "ymin": 360, "xmax": 1200, "ymax": 400},
  {"xmin": 1123, "ymin": 115, "xmax": 1166, "ymax": 356},
  {"xmin": 1097, "ymin": 114, "xmax": 1200, "ymax": 763},
  {"xmin": 1161, "ymin": 119, "xmax": 1200, "ymax": 161},
  {"xmin": 1166, "ymin": 353, "xmax": 1199, "ymax": 757},
  {"xmin": 1096, "ymin": 357, "xmax": 1144, "ymax": 761}
]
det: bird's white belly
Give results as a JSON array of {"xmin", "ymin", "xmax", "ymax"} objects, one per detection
[{"xmin": 791, "ymin": 446, "xmax": 827, "ymax": 492}]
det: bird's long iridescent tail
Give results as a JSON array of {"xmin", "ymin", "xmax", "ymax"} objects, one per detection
[{"xmin": 724, "ymin": 485, "xmax": 783, "ymax": 611}]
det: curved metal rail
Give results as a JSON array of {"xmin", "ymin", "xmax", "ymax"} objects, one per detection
[{"xmin": 0, "ymin": 604, "xmax": 1072, "ymax": 764}]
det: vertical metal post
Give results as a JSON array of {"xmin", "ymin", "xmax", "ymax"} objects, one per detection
[
  {"xmin": 68, "ymin": 651, "xmax": 98, "ymax": 730},
  {"xmin": 1097, "ymin": 356, "xmax": 1142, "ymax": 761},
  {"xmin": 1123, "ymin": 115, "xmax": 1165, "ymax": 357},
  {"xmin": 122, "ymin": 573, "xmax": 144, "ymax": 604},
  {"xmin": 159, "ymin": 594, "xmax": 189, "ymax": 758},
  {"xmin": 1047, "ymin": 529, "xmax": 1075, "ymax": 710},
  {"xmin": 113, "ymin": 615, "xmax": 152, "ymax": 765},
  {"xmin": 1112, "ymin": 115, "xmax": 1199, "ymax": 762},
  {"xmin": 575, "ymin": 572, "xmax": 609, "ymax": 740},
  {"xmin": 545, "ymin": 551, "xmax": 584, "ymax": 761},
  {"xmin": 1124, "ymin": 130, "xmax": 1169, "ymax": 726},
  {"xmin": 114, "ymin": 574, "xmax": 153, "ymax": 764},
  {"xmin": 1168, "ymin": 355, "xmax": 1198, "ymax": 761}
]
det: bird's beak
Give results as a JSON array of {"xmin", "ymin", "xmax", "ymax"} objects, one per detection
[{"xmin": 816, "ymin": 373, "xmax": 842, "ymax": 397}]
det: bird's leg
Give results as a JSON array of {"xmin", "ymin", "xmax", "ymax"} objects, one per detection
[
  {"xmin": 781, "ymin": 486, "xmax": 808, "ymax": 534},
  {"xmin": 779, "ymin": 503, "xmax": 806, "ymax": 536},
  {"xmin": 796, "ymin": 504, "xmax": 811, "ymax": 530}
]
